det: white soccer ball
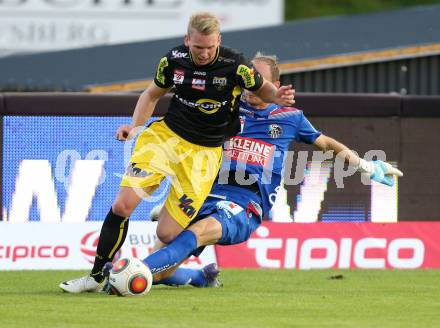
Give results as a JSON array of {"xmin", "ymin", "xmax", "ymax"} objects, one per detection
[{"xmin": 108, "ymin": 257, "xmax": 153, "ymax": 297}]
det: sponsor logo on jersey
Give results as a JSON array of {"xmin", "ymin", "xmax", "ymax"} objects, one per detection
[
  {"xmin": 225, "ymin": 136, "xmax": 275, "ymax": 167},
  {"xmin": 195, "ymin": 98, "xmax": 225, "ymax": 114},
  {"xmin": 213, "ymin": 76, "xmax": 227, "ymax": 90},
  {"xmin": 176, "ymin": 96, "xmax": 227, "ymax": 114},
  {"xmin": 246, "ymin": 201, "xmax": 263, "ymax": 219},
  {"xmin": 268, "ymin": 124, "xmax": 283, "ymax": 138},
  {"xmin": 192, "ymin": 78, "xmax": 206, "ymax": 91},
  {"xmin": 173, "ymin": 69, "xmax": 185, "ymax": 84},
  {"xmin": 125, "ymin": 163, "xmax": 152, "ymax": 178},
  {"xmin": 218, "ymin": 56, "xmax": 235, "ymax": 63},
  {"xmin": 216, "ymin": 201, "xmax": 244, "ymax": 218},
  {"xmin": 237, "ymin": 64, "xmax": 256, "ymax": 89},
  {"xmin": 194, "ymin": 71, "xmax": 206, "ymax": 76},
  {"xmin": 156, "ymin": 57, "xmax": 168, "ymax": 86},
  {"xmin": 171, "ymin": 50, "xmax": 188, "ymax": 58}
]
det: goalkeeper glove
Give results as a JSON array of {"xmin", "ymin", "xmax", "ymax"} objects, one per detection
[{"xmin": 357, "ymin": 159, "xmax": 403, "ymax": 187}]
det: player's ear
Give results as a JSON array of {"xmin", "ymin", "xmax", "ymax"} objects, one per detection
[
  {"xmin": 218, "ymin": 34, "xmax": 222, "ymax": 44},
  {"xmin": 184, "ymin": 34, "xmax": 189, "ymax": 47}
]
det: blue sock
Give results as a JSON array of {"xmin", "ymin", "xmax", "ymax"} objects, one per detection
[
  {"xmin": 143, "ymin": 230, "xmax": 197, "ymax": 274},
  {"xmin": 154, "ymin": 268, "xmax": 208, "ymax": 287}
]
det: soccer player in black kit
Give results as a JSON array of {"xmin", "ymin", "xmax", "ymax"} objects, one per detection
[{"xmin": 60, "ymin": 11, "xmax": 295, "ymax": 293}]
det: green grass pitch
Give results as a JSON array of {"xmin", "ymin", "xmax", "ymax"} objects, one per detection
[{"xmin": 0, "ymin": 269, "xmax": 439, "ymax": 328}]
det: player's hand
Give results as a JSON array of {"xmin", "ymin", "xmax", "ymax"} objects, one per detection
[
  {"xmin": 275, "ymin": 85, "xmax": 295, "ymax": 107},
  {"xmin": 366, "ymin": 160, "xmax": 403, "ymax": 187},
  {"xmin": 370, "ymin": 160, "xmax": 403, "ymax": 186},
  {"xmin": 116, "ymin": 124, "xmax": 133, "ymax": 141}
]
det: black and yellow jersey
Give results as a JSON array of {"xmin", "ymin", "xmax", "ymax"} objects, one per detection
[{"xmin": 153, "ymin": 44, "xmax": 263, "ymax": 147}]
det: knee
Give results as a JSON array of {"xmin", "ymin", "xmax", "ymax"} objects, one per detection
[
  {"xmin": 112, "ymin": 200, "xmax": 133, "ymax": 217},
  {"xmin": 156, "ymin": 229, "xmax": 179, "ymax": 244}
]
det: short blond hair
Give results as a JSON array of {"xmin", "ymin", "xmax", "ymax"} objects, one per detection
[
  {"xmin": 187, "ymin": 11, "xmax": 221, "ymax": 36},
  {"xmin": 253, "ymin": 52, "xmax": 280, "ymax": 82}
]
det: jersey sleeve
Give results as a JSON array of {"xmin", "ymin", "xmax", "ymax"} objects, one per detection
[
  {"xmin": 235, "ymin": 55, "xmax": 263, "ymax": 91},
  {"xmin": 295, "ymin": 111, "xmax": 322, "ymax": 144},
  {"xmin": 153, "ymin": 53, "xmax": 173, "ymax": 89}
]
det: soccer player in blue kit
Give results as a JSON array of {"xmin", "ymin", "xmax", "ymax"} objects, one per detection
[{"xmin": 126, "ymin": 53, "xmax": 403, "ymax": 289}]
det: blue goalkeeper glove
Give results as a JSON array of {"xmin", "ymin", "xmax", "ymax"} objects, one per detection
[{"xmin": 358, "ymin": 159, "xmax": 403, "ymax": 187}]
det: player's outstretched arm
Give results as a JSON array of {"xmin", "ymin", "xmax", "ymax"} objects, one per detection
[
  {"xmin": 314, "ymin": 134, "xmax": 403, "ymax": 186},
  {"xmin": 116, "ymin": 83, "xmax": 170, "ymax": 141},
  {"xmin": 253, "ymin": 80, "xmax": 295, "ymax": 107}
]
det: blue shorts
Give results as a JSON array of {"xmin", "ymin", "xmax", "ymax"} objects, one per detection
[{"xmin": 191, "ymin": 197, "xmax": 262, "ymax": 247}]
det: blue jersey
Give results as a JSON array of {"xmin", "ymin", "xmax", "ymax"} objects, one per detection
[{"xmin": 208, "ymin": 100, "xmax": 321, "ymax": 219}]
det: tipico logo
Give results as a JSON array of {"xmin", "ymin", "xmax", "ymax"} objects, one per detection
[
  {"xmin": 80, "ymin": 230, "xmax": 100, "ymax": 264},
  {"xmin": 80, "ymin": 230, "xmax": 121, "ymax": 264}
]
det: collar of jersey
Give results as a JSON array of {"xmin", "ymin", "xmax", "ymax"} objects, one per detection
[
  {"xmin": 241, "ymin": 101, "xmax": 280, "ymax": 118},
  {"xmin": 188, "ymin": 46, "xmax": 220, "ymax": 67}
]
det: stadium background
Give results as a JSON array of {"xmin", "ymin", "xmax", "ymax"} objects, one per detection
[{"xmin": 2, "ymin": 92, "xmax": 439, "ymax": 223}]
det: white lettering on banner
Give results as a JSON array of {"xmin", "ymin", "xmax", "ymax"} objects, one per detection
[
  {"xmin": 273, "ymin": 158, "xmax": 399, "ymax": 223},
  {"xmin": 0, "ymin": 222, "xmax": 217, "ymax": 270},
  {"xmin": 62, "ymin": 160, "xmax": 104, "ymax": 223},
  {"xmin": 9, "ymin": 160, "xmax": 61, "ymax": 222},
  {"xmin": 8, "ymin": 159, "xmax": 104, "ymax": 223},
  {"xmin": 300, "ymin": 238, "xmax": 338, "ymax": 269},
  {"xmin": 270, "ymin": 183, "xmax": 292, "ymax": 222},
  {"xmin": 0, "ymin": 1, "xmax": 184, "ymax": 10},
  {"xmin": 388, "ymin": 238, "xmax": 424, "ymax": 269},
  {"xmin": 283, "ymin": 238, "xmax": 297, "ymax": 268},
  {"xmin": 353, "ymin": 238, "xmax": 386, "ymax": 268},
  {"xmin": 0, "ymin": 0, "xmax": 282, "ymax": 51},
  {"xmin": 247, "ymin": 226, "xmax": 282, "ymax": 268},
  {"xmin": 371, "ymin": 180, "xmax": 398, "ymax": 223},
  {"xmin": 0, "ymin": 20, "xmax": 110, "ymax": 49},
  {"xmin": 246, "ymin": 227, "xmax": 425, "ymax": 269},
  {"xmin": 293, "ymin": 161, "xmax": 332, "ymax": 223},
  {"xmin": 338, "ymin": 238, "xmax": 352, "ymax": 269}
]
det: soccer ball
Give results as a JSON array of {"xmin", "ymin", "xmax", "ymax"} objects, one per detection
[{"xmin": 108, "ymin": 257, "xmax": 153, "ymax": 297}]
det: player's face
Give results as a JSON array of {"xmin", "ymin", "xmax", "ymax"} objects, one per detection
[
  {"xmin": 245, "ymin": 61, "xmax": 273, "ymax": 108},
  {"xmin": 185, "ymin": 29, "xmax": 221, "ymax": 66}
]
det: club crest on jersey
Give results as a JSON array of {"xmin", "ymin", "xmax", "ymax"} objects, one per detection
[
  {"xmin": 213, "ymin": 76, "xmax": 227, "ymax": 90},
  {"xmin": 268, "ymin": 124, "xmax": 283, "ymax": 138},
  {"xmin": 173, "ymin": 69, "xmax": 184, "ymax": 84},
  {"xmin": 192, "ymin": 78, "xmax": 206, "ymax": 91}
]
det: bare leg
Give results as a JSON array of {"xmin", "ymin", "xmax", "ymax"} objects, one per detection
[
  {"xmin": 155, "ymin": 206, "xmax": 185, "ymax": 244},
  {"xmin": 149, "ymin": 217, "xmax": 222, "ymax": 283},
  {"xmin": 91, "ymin": 186, "xmax": 154, "ymax": 280}
]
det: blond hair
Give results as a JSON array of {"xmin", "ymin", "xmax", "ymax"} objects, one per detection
[
  {"xmin": 187, "ymin": 11, "xmax": 221, "ymax": 36},
  {"xmin": 253, "ymin": 52, "xmax": 280, "ymax": 82}
]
